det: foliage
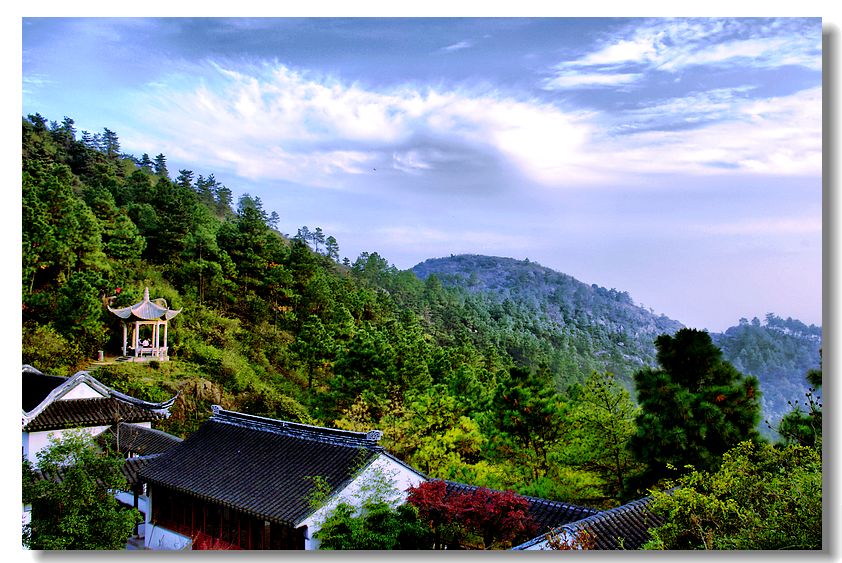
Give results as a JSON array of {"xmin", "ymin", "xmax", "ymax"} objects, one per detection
[
  {"xmin": 22, "ymin": 430, "xmax": 141, "ymax": 550},
  {"xmin": 630, "ymin": 329, "xmax": 762, "ymax": 490},
  {"xmin": 563, "ymin": 371, "xmax": 641, "ymax": 501},
  {"xmin": 643, "ymin": 441, "xmax": 822, "ymax": 550},
  {"xmin": 406, "ymin": 480, "xmax": 538, "ymax": 549},
  {"xmin": 313, "ymin": 466, "xmax": 431, "ymax": 550},
  {"xmin": 776, "ymin": 355, "xmax": 822, "ymax": 448}
]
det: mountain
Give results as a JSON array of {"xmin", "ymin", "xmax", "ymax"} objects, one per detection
[
  {"xmin": 412, "ymin": 255, "xmax": 821, "ymax": 436},
  {"xmin": 412, "ymin": 254, "xmax": 684, "ymax": 389},
  {"xmin": 712, "ymin": 315, "xmax": 822, "ymax": 436}
]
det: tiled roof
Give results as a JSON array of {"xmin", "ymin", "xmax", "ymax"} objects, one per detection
[
  {"xmin": 22, "ymin": 365, "xmax": 176, "ymax": 430},
  {"xmin": 22, "ymin": 365, "xmax": 68, "ymax": 412},
  {"xmin": 513, "ymin": 496, "xmax": 663, "ymax": 550},
  {"xmin": 139, "ymin": 407, "xmax": 384, "ymax": 527},
  {"xmin": 23, "ymin": 397, "xmax": 169, "ymax": 431},
  {"xmin": 96, "ymin": 423, "xmax": 183, "ymax": 456},
  {"xmin": 108, "ymin": 287, "xmax": 181, "ymax": 321},
  {"xmin": 444, "ymin": 481, "xmax": 601, "ymax": 533}
]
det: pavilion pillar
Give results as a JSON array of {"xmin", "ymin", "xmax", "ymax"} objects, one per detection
[
  {"xmin": 134, "ymin": 321, "xmax": 140, "ymax": 357},
  {"xmin": 122, "ymin": 323, "xmax": 127, "ymax": 356},
  {"xmin": 164, "ymin": 322, "xmax": 169, "ymax": 359}
]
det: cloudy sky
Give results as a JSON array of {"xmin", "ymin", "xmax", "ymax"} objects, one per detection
[{"xmin": 21, "ymin": 16, "xmax": 823, "ymax": 332}]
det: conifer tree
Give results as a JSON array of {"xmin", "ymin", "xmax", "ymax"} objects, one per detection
[{"xmin": 630, "ymin": 329, "xmax": 761, "ymax": 489}]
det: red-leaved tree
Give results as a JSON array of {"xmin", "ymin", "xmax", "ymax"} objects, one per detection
[{"xmin": 407, "ymin": 480, "xmax": 538, "ymax": 549}]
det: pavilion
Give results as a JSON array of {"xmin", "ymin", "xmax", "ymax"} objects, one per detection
[{"xmin": 108, "ymin": 287, "xmax": 181, "ymax": 360}]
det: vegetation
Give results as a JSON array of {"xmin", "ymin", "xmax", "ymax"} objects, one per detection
[
  {"xmin": 643, "ymin": 441, "xmax": 822, "ymax": 550},
  {"xmin": 405, "ymin": 480, "xmax": 538, "ymax": 550},
  {"xmin": 20, "ymin": 113, "xmax": 822, "ymax": 548},
  {"xmin": 629, "ymin": 329, "xmax": 762, "ymax": 491},
  {"xmin": 22, "ymin": 430, "xmax": 141, "ymax": 550}
]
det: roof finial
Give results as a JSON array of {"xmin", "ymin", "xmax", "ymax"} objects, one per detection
[{"xmin": 143, "ymin": 287, "xmax": 150, "ymax": 301}]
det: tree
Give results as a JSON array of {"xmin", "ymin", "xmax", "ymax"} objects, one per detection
[
  {"xmin": 643, "ymin": 441, "xmax": 821, "ymax": 550},
  {"xmin": 777, "ymin": 352, "xmax": 822, "ymax": 447},
  {"xmin": 22, "ymin": 430, "xmax": 141, "ymax": 550},
  {"xmin": 565, "ymin": 371, "xmax": 640, "ymax": 501},
  {"xmin": 406, "ymin": 480, "xmax": 538, "ymax": 549},
  {"xmin": 630, "ymin": 329, "xmax": 762, "ymax": 489},
  {"xmin": 153, "ymin": 153, "xmax": 168, "ymax": 178},
  {"xmin": 313, "ymin": 467, "xmax": 431, "ymax": 550}
]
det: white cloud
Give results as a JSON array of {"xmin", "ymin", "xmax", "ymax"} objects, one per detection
[
  {"xmin": 441, "ymin": 40, "xmax": 472, "ymax": 53},
  {"xmin": 548, "ymin": 18, "xmax": 821, "ymax": 89},
  {"xmin": 129, "ymin": 59, "xmax": 820, "ymax": 193},
  {"xmin": 133, "ymin": 62, "xmax": 599, "ymax": 187},
  {"xmin": 602, "ymin": 86, "xmax": 822, "ymax": 177},
  {"xmin": 543, "ymin": 71, "xmax": 641, "ymax": 90}
]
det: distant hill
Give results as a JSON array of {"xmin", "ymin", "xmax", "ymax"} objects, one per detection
[
  {"xmin": 412, "ymin": 255, "xmax": 821, "ymax": 436},
  {"xmin": 712, "ymin": 315, "xmax": 822, "ymax": 437},
  {"xmin": 412, "ymin": 254, "xmax": 684, "ymax": 389}
]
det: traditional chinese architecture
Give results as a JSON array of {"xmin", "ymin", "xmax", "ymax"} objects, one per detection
[
  {"xmin": 22, "ymin": 365, "xmax": 180, "ymax": 539},
  {"xmin": 138, "ymin": 407, "xmax": 427, "ymax": 550},
  {"xmin": 108, "ymin": 287, "xmax": 181, "ymax": 360},
  {"xmin": 22, "ymin": 365, "xmax": 177, "ymax": 463},
  {"xmin": 512, "ymin": 495, "xmax": 663, "ymax": 550}
]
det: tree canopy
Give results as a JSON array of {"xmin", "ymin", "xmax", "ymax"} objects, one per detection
[
  {"xmin": 630, "ymin": 329, "xmax": 762, "ymax": 489},
  {"xmin": 22, "ymin": 431, "xmax": 141, "ymax": 550}
]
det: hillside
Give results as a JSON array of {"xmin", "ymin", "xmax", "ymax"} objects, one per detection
[
  {"xmin": 712, "ymin": 315, "xmax": 822, "ymax": 435},
  {"xmin": 412, "ymin": 255, "xmax": 684, "ymax": 388},
  {"xmin": 412, "ymin": 255, "xmax": 821, "ymax": 435},
  {"xmin": 20, "ymin": 112, "xmax": 820, "ymax": 508}
]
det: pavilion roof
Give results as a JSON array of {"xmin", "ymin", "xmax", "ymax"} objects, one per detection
[{"xmin": 108, "ymin": 287, "xmax": 181, "ymax": 321}]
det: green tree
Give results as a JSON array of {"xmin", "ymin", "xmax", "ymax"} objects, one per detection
[
  {"xmin": 565, "ymin": 371, "xmax": 640, "ymax": 501},
  {"xmin": 630, "ymin": 329, "xmax": 762, "ymax": 490},
  {"xmin": 22, "ymin": 431, "xmax": 141, "ymax": 550},
  {"xmin": 644, "ymin": 441, "xmax": 821, "ymax": 550},
  {"xmin": 777, "ymin": 353, "xmax": 822, "ymax": 447}
]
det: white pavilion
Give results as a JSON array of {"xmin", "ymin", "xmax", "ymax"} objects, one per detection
[{"xmin": 108, "ymin": 287, "xmax": 181, "ymax": 361}]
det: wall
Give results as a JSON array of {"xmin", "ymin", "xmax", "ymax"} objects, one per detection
[{"xmin": 299, "ymin": 453, "xmax": 427, "ymax": 550}]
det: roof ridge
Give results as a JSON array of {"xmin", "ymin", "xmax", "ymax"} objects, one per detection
[{"xmin": 209, "ymin": 406, "xmax": 384, "ymax": 449}]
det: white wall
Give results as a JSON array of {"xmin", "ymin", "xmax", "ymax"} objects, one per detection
[
  {"xmin": 23, "ymin": 426, "xmax": 110, "ymax": 464},
  {"xmin": 145, "ymin": 524, "xmax": 192, "ymax": 550},
  {"xmin": 60, "ymin": 382, "xmax": 102, "ymax": 400},
  {"xmin": 299, "ymin": 454, "xmax": 427, "ymax": 550}
]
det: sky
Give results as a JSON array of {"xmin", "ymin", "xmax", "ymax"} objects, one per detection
[{"xmin": 20, "ymin": 15, "xmax": 825, "ymax": 332}]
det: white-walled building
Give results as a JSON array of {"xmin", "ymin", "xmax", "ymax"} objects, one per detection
[{"xmin": 139, "ymin": 406, "xmax": 428, "ymax": 550}]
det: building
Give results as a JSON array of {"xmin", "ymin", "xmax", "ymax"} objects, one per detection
[
  {"xmin": 22, "ymin": 365, "xmax": 177, "ymax": 464},
  {"xmin": 138, "ymin": 406, "xmax": 427, "ymax": 550},
  {"xmin": 107, "ymin": 287, "xmax": 181, "ymax": 360},
  {"xmin": 512, "ymin": 496, "xmax": 663, "ymax": 550},
  {"xmin": 22, "ymin": 365, "xmax": 180, "ymax": 539}
]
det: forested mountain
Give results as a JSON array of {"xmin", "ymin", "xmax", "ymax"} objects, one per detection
[
  {"xmin": 412, "ymin": 255, "xmax": 684, "ymax": 391},
  {"xmin": 412, "ymin": 256, "xmax": 821, "ymax": 437},
  {"xmin": 20, "ymin": 113, "xmax": 820, "ymax": 510},
  {"xmin": 712, "ymin": 315, "xmax": 822, "ymax": 436}
]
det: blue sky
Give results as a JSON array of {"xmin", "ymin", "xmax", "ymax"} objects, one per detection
[{"xmin": 21, "ymin": 16, "xmax": 824, "ymax": 332}]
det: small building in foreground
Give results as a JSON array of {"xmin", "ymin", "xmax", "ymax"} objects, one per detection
[
  {"xmin": 138, "ymin": 407, "xmax": 427, "ymax": 550},
  {"xmin": 22, "ymin": 365, "xmax": 177, "ymax": 464}
]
